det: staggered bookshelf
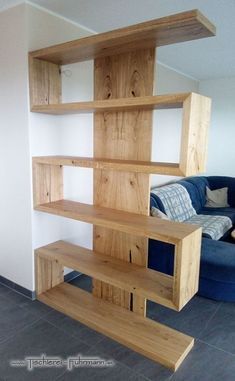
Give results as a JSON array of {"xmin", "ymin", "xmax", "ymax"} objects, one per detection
[{"xmin": 29, "ymin": 9, "xmax": 215, "ymax": 371}]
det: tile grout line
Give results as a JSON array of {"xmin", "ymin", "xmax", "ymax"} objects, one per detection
[
  {"xmin": 197, "ymin": 301, "xmax": 222, "ymax": 339},
  {"xmin": 197, "ymin": 338, "xmax": 235, "ymax": 357},
  {"xmin": 0, "ymin": 316, "xmax": 43, "ymax": 346}
]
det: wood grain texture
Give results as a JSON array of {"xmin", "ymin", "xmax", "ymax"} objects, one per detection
[
  {"xmin": 36, "ymin": 240, "xmax": 175, "ymax": 309},
  {"xmin": 30, "ymin": 93, "xmax": 188, "ymax": 113},
  {"xmin": 173, "ymin": 228, "xmax": 202, "ymax": 310},
  {"xmin": 35, "ymin": 255, "xmax": 64, "ymax": 295},
  {"xmin": 38, "ymin": 282, "xmax": 194, "ymax": 371},
  {"xmin": 35, "ymin": 199, "xmax": 200, "ymax": 244},
  {"xmin": 93, "ymin": 48, "xmax": 155, "ymax": 314},
  {"xmin": 33, "ymin": 163, "xmax": 63, "ymax": 207},
  {"xmin": 29, "ymin": 10, "xmax": 215, "ymax": 65},
  {"xmin": 29, "ymin": 57, "xmax": 61, "ymax": 108},
  {"xmin": 33, "ymin": 156, "xmax": 182, "ymax": 176},
  {"xmin": 180, "ymin": 93, "xmax": 212, "ymax": 176}
]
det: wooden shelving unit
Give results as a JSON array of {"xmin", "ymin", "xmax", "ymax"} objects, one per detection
[
  {"xmin": 36, "ymin": 240, "xmax": 175, "ymax": 309},
  {"xmin": 37, "ymin": 283, "xmax": 193, "ymax": 371},
  {"xmin": 29, "ymin": 9, "xmax": 215, "ymax": 371},
  {"xmin": 33, "ymin": 156, "xmax": 182, "ymax": 176}
]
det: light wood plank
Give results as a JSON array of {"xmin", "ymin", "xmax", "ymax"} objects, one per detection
[
  {"xmin": 36, "ymin": 240, "xmax": 175, "ymax": 310},
  {"xmin": 30, "ymin": 93, "xmax": 188, "ymax": 113},
  {"xmin": 28, "ymin": 57, "xmax": 61, "ymax": 107},
  {"xmin": 173, "ymin": 229, "xmax": 202, "ymax": 310},
  {"xmin": 33, "ymin": 156, "xmax": 182, "ymax": 176},
  {"xmin": 35, "ymin": 199, "xmax": 200, "ymax": 244},
  {"xmin": 93, "ymin": 48, "xmax": 155, "ymax": 315},
  {"xmin": 33, "ymin": 163, "xmax": 63, "ymax": 207},
  {"xmin": 180, "ymin": 93, "xmax": 212, "ymax": 176},
  {"xmin": 29, "ymin": 10, "xmax": 215, "ymax": 65},
  {"xmin": 35, "ymin": 255, "xmax": 64, "ymax": 295},
  {"xmin": 38, "ymin": 282, "xmax": 194, "ymax": 371}
]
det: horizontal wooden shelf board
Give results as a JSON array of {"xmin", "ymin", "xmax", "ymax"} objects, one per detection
[
  {"xmin": 29, "ymin": 10, "xmax": 215, "ymax": 65},
  {"xmin": 30, "ymin": 93, "xmax": 190, "ymax": 114},
  {"xmin": 36, "ymin": 240, "xmax": 175, "ymax": 309},
  {"xmin": 33, "ymin": 156, "xmax": 182, "ymax": 176},
  {"xmin": 38, "ymin": 282, "xmax": 194, "ymax": 370},
  {"xmin": 35, "ymin": 200, "xmax": 200, "ymax": 244}
]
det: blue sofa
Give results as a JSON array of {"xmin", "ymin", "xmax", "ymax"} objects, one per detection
[{"xmin": 148, "ymin": 176, "xmax": 235, "ymax": 302}]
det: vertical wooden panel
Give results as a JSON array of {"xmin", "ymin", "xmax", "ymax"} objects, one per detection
[
  {"xmin": 93, "ymin": 49, "xmax": 155, "ymax": 315},
  {"xmin": 35, "ymin": 255, "xmax": 64, "ymax": 295},
  {"xmin": 179, "ymin": 93, "xmax": 211, "ymax": 176},
  {"xmin": 173, "ymin": 228, "xmax": 202, "ymax": 310},
  {"xmin": 29, "ymin": 56, "xmax": 61, "ymax": 108},
  {"xmin": 33, "ymin": 163, "xmax": 63, "ymax": 207}
]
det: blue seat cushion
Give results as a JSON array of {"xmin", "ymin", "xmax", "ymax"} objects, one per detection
[
  {"xmin": 200, "ymin": 239, "xmax": 235, "ymax": 282},
  {"xmin": 201, "ymin": 207, "xmax": 235, "ymax": 224}
]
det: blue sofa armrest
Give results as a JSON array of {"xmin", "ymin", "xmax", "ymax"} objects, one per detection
[{"xmin": 207, "ymin": 176, "xmax": 235, "ymax": 207}]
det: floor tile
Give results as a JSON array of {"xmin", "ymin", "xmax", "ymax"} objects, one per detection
[
  {"xmin": 170, "ymin": 340, "xmax": 235, "ymax": 381},
  {"xmin": 57, "ymin": 350, "xmax": 149, "ymax": 381},
  {"xmin": 3, "ymin": 290, "xmax": 53, "ymax": 317},
  {"xmin": 0, "ymin": 283, "xmax": 11, "ymax": 297},
  {"xmin": 0, "ymin": 300, "xmax": 41, "ymax": 344},
  {"xmin": 69, "ymin": 274, "xmax": 92, "ymax": 292},
  {"xmin": 0, "ymin": 319, "xmax": 90, "ymax": 381},
  {"xmin": 44, "ymin": 309, "xmax": 105, "ymax": 346},
  {"xmin": 147, "ymin": 296, "xmax": 220, "ymax": 338},
  {"xmin": 200, "ymin": 302, "xmax": 235, "ymax": 354},
  {"xmin": 90, "ymin": 337, "xmax": 172, "ymax": 381}
]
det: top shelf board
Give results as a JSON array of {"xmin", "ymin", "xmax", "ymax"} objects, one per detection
[{"xmin": 29, "ymin": 10, "xmax": 216, "ymax": 65}]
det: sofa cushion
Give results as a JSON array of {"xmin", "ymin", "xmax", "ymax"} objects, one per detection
[
  {"xmin": 207, "ymin": 176, "xmax": 235, "ymax": 207},
  {"xmin": 181, "ymin": 176, "xmax": 209, "ymax": 210},
  {"xmin": 200, "ymin": 238, "xmax": 235, "ymax": 283},
  {"xmin": 201, "ymin": 207, "xmax": 235, "ymax": 225},
  {"xmin": 184, "ymin": 214, "xmax": 232, "ymax": 240},
  {"xmin": 205, "ymin": 186, "xmax": 229, "ymax": 208},
  {"xmin": 178, "ymin": 180, "xmax": 202, "ymax": 213},
  {"xmin": 151, "ymin": 183, "xmax": 196, "ymax": 222}
]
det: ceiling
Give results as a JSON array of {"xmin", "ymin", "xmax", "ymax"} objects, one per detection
[{"xmin": 1, "ymin": 0, "xmax": 235, "ymax": 80}]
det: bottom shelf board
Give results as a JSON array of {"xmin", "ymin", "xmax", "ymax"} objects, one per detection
[{"xmin": 38, "ymin": 282, "xmax": 194, "ymax": 371}]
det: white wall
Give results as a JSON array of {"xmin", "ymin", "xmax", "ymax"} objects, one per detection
[
  {"xmin": 199, "ymin": 77, "xmax": 235, "ymax": 177},
  {"xmin": 27, "ymin": 4, "xmax": 94, "ymax": 282},
  {"xmin": 0, "ymin": 4, "xmax": 33, "ymax": 290}
]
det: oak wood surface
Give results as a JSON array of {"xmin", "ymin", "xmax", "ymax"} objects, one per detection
[
  {"xmin": 93, "ymin": 48, "xmax": 155, "ymax": 314},
  {"xmin": 33, "ymin": 163, "xmax": 63, "ymax": 207},
  {"xmin": 180, "ymin": 93, "xmax": 212, "ymax": 176},
  {"xmin": 36, "ymin": 240, "xmax": 175, "ymax": 309},
  {"xmin": 29, "ymin": 10, "xmax": 215, "ymax": 65},
  {"xmin": 31, "ymin": 93, "xmax": 188, "ymax": 113},
  {"xmin": 33, "ymin": 156, "xmax": 182, "ymax": 176},
  {"xmin": 29, "ymin": 57, "xmax": 61, "ymax": 107},
  {"xmin": 35, "ymin": 199, "xmax": 200, "ymax": 244},
  {"xmin": 38, "ymin": 282, "xmax": 194, "ymax": 371}
]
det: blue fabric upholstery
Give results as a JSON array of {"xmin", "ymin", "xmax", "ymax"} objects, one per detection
[
  {"xmin": 149, "ymin": 176, "xmax": 235, "ymax": 302},
  {"xmin": 151, "ymin": 183, "xmax": 196, "ymax": 221}
]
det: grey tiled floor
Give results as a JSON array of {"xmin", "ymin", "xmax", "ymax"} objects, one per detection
[{"xmin": 0, "ymin": 276, "xmax": 235, "ymax": 381}]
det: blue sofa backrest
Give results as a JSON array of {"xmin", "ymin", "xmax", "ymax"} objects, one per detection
[
  {"xmin": 150, "ymin": 176, "xmax": 235, "ymax": 214},
  {"xmin": 207, "ymin": 176, "xmax": 235, "ymax": 207},
  {"xmin": 150, "ymin": 176, "xmax": 209, "ymax": 214},
  {"xmin": 179, "ymin": 177, "xmax": 209, "ymax": 212}
]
